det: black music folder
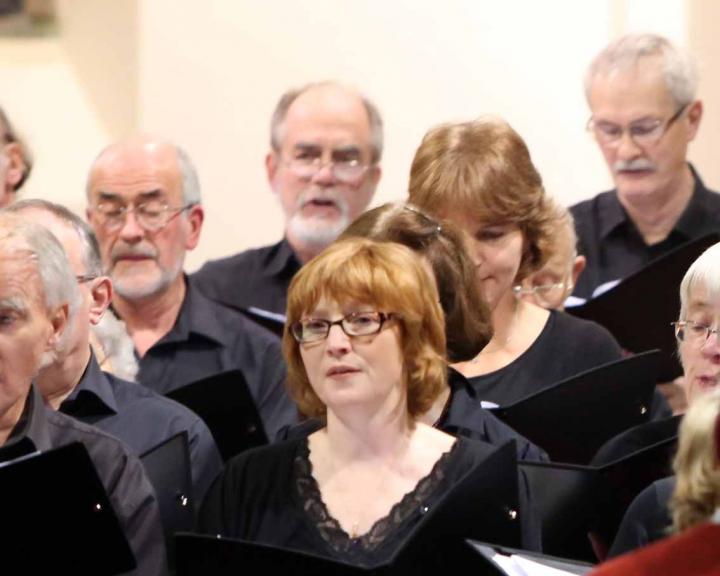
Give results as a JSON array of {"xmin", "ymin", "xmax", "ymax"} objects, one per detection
[
  {"xmin": 166, "ymin": 370, "xmax": 267, "ymax": 461},
  {"xmin": 567, "ymin": 233, "xmax": 720, "ymax": 381},
  {"xmin": 140, "ymin": 431, "xmax": 195, "ymax": 569},
  {"xmin": 175, "ymin": 442, "xmax": 521, "ymax": 575},
  {"xmin": 490, "ymin": 350, "xmax": 660, "ymax": 464},
  {"xmin": 519, "ymin": 434, "xmax": 678, "ymax": 563},
  {"xmin": 467, "ymin": 541, "xmax": 593, "ymax": 575},
  {"xmin": 0, "ymin": 442, "xmax": 135, "ymax": 574}
]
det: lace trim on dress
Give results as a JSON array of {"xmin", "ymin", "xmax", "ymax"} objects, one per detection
[{"xmin": 294, "ymin": 438, "xmax": 458, "ymax": 555}]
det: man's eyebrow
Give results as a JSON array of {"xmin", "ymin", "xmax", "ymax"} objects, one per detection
[
  {"xmin": 96, "ymin": 189, "xmax": 164, "ymax": 202},
  {"xmin": 0, "ymin": 297, "xmax": 27, "ymax": 313}
]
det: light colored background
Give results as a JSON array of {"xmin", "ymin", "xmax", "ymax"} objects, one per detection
[{"xmin": 0, "ymin": 0, "xmax": 717, "ymax": 271}]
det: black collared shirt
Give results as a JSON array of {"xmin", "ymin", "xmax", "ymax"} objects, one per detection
[
  {"xmin": 190, "ymin": 238, "xmax": 301, "ymax": 318},
  {"xmin": 570, "ymin": 165, "xmax": 720, "ymax": 299},
  {"xmin": 60, "ymin": 352, "xmax": 223, "ymax": 502},
  {"xmin": 134, "ymin": 279, "xmax": 297, "ymax": 440},
  {"xmin": 2, "ymin": 385, "xmax": 166, "ymax": 576}
]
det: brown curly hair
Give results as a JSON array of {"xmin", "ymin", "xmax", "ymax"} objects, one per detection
[
  {"xmin": 283, "ymin": 238, "xmax": 447, "ymax": 419},
  {"xmin": 408, "ymin": 117, "xmax": 556, "ymax": 282},
  {"xmin": 340, "ymin": 202, "xmax": 492, "ymax": 362}
]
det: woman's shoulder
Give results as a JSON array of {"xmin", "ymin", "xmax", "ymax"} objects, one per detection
[
  {"xmin": 544, "ymin": 310, "xmax": 622, "ymax": 355},
  {"xmin": 224, "ymin": 436, "xmax": 306, "ymax": 479}
]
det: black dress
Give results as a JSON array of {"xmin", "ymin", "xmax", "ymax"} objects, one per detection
[{"xmin": 200, "ymin": 436, "xmax": 500, "ymax": 566}]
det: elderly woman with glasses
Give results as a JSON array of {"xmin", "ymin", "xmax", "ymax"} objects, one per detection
[{"xmin": 199, "ymin": 238, "xmax": 525, "ymax": 565}]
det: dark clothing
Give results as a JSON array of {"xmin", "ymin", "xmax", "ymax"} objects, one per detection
[
  {"xmin": 608, "ymin": 477, "xmax": 675, "ymax": 559},
  {"xmin": 60, "ymin": 352, "xmax": 223, "ymax": 502},
  {"xmin": 3, "ymin": 385, "xmax": 166, "ymax": 576},
  {"xmin": 466, "ymin": 310, "xmax": 624, "ymax": 406},
  {"xmin": 276, "ymin": 368, "xmax": 549, "ymax": 463},
  {"xmin": 191, "ymin": 238, "xmax": 301, "ymax": 318},
  {"xmin": 133, "ymin": 279, "xmax": 297, "ymax": 440},
  {"xmin": 200, "ymin": 435, "xmax": 538, "ymax": 565},
  {"xmin": 591, "ymin": 415, "xmax": 682, "ymax": 467},
  {"xmin": 570, "ymin": 165, "xmax": 720, "ymax": 300}
]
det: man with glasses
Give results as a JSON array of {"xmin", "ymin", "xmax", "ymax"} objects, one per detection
[
  {"xmin": 191, "ymin": 81, "xmax": 383, "ymax": 330},
  {"xmin": 86, "ymin": 136, "xmax": 297, "ymax": 439},
  {"xmin": 570, "ymin": 33, "xmax": 718, "ymax": 301}
]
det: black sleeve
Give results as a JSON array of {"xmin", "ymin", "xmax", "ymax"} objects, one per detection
[
  {"xmin": 607, "ymin": 479, "xmax": 673, "ymax": 558},
  {"xmin": 480, "ymin": 413, "xmax": 550, "ymax": 463}
]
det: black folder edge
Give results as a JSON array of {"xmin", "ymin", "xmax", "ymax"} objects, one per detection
[
  {"xmin": 490, "ymin": 350, "xmax": 661, "ymax": 463},
  {"xmin": 0, "ymin": 442, "xmax": 136, "ymax": 574},
  {"xmin": 568, "ymin": 233, "xmax": 720, "ymax": 381},
  {"xmin": 166, "ymin": 369, "xmax": 268, "ymax": 461},
  {"xmin": 174, "ymin": 441, "xmax": 521, "ymax": 575}
]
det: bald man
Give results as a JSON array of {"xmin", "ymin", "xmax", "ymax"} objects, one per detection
[
  {"xmin": 192, "ymin": 81, "xmax": 383, "ymax": 326},
  {"xmin": 85, "ymin": 137, "xmax": 297, "ymax": 440}
]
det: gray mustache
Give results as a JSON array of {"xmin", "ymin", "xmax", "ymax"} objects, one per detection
[{"xmin": 613, "ymin": 159, "xmax": 656, "ymax": 173}]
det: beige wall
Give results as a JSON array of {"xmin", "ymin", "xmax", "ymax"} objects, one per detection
[{"xmin": 0, "ymin": 0, "xmax": 715, "ymax": 271}]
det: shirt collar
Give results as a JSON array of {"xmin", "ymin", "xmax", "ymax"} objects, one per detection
[
  {"xmin": 1, "ymin": 385, "xmax": 53, "ymax": 459},
  {"xmin": 265, "ymin": 237, "xmax": 302, "ymax": 277},
  {"xmin": 158, "ymin": 277, "xmax": 228, "ymax": 347},
  {"xmin": 600, "ymin": 162, "xmax": 707, "ymax": 240},
  {"xmin": 61, "ymin": 351, "xmax": 119, "ymax": 417}
]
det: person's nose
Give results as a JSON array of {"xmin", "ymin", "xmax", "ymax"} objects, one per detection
[
  {"xmin": 325, "ymin": 323, "xmax": 351, "ymax": 356},
  {"xmin": 311, "ymin": 161, "xmax": 337, "ymax": 187},
  {"xmin": 118, "ymin": 210, "xmax": 145, "ymax": 243},
  {"xmin": 615, "ymin": 130, "xmax": 643, "ymax": 161},
  {"xmin": 701, "ymin": 329, "xmax": 720, "ymax": 359}
]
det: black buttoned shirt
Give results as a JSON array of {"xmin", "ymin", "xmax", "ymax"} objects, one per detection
[
  {"xmin": 570, "ymin": 165, "xmax": 720, "ymax": 300},
  {"xmin": 3, "ymin": 385, "xmax": 167, "ymax": 576},
  {"xmin": 133, "ymin": 279, "xmax": 297, "ymax": 440},
  {"xmin": 60, "ymin": 352, "xmax": 223, "ymax": 502},
  {"xmin": 190, "ymin": 238, "xmax": 302, "ymax": 319}
]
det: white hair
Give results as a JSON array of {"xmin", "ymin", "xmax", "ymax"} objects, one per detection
[
  {"xmin": 679, "ymin": 242, "xmax": 720, "ymax": 321},
  {"xmin": 585, "ymin": 33, "xmax": 698, "ymax": 108},
  {"xmin": 90, "ymin": 309, "xmax": 139, "ymax": 381}
]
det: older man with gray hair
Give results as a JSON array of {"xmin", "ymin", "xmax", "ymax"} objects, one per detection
[
  {"xmin": 0, "ymin": 212, "xmax": 165, "ymax": 574},
  {"xmin": 85, "ymin": 136, "xmax": 296, "ymax": 439},
  {"xmin": 192, "ymin": 81, "xmax": 383, "ymax": 330},
  {"xmin": 571, "ymin": 33, "xmax": 719, "ymax": 301}
]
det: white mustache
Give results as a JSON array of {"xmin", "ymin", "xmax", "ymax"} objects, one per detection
[
  {"xmin": 613, "ymin": 158, "xmax": 656, "ymax": 173},
  {"xmin": 295, "ymin": 188, "xmax": 349, "ymax": 215},
  {"xmin": 111, "ymin": 244, "xmax": 157, "ymax": 263}
]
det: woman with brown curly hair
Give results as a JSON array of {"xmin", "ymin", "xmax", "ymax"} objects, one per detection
[{"xmin": 408, "ymin": 117, "xmax": 625, "ymax": 406}]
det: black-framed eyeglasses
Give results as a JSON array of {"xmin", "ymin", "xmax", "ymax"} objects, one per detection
[
  {"xmin": 672, "ymin": 320, "xmax": 720, "ymax": 345},
  {"xmin": 291, "ymin": 311, "xmax": 395, "ymax": 343},
  {"xmin": 587, "ymin": 104, "xmax": 688, "ymax": 148},
  {"xmin": 91, "ymin": 200, "xmax": 195, "ymax": 233}
]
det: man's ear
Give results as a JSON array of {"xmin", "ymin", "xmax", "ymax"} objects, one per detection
[
  {"xmin": 3, "ymin": 142, "xmax": 26, "ymax": 191},
  {"xmin": 571, "ymin": 255, "xmax": 587, "ymax": 287},
  {"xmin": 88, "ymin": 277, "xmax": 113, "ymax": 325},
  {"xmin": 184, "ymin": 204, "xmax": 204, "ymax": 251},
  {"xmin": 686, "ymin": 100, "xmax": 703, "ymax": 142},
  {"xmin": 47, "ymin": 303, "xmax": 69, "ymax": 350},
  {"xmin": 265, "ymin": 151, "xmax": 279, "ymax": 189}
]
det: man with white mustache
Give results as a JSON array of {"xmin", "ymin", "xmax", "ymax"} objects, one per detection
[
  {"xmin": 570, "ymin": 34, "xmax": 720, "ymax": 300},
  {"xmin": 191, "ymin": 81, "xmax": 383, "ymax": 329},
  {"xmin": 86, "ymin": 137, "xmax": 297, "ymax": 439}
]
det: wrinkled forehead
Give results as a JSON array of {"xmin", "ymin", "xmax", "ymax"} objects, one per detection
[
  {"xmin": 0, "ymin": 246, "xmax": 42, "ymax": 304},
  {"xmin": 684, "ymin": 280, "xmax": 720, "ymax": 315}
]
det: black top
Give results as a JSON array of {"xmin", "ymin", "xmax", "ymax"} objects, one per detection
[
  {"xmin": 133, "ymin": 278, "xmax": 298, "ymax": 440},
  {"xmin": 466, "ymin": 310, "xmax": 623, "ymax": 406},
  {"xmin": 60, "ymin": 351, "xmax": 223, "ymax": 503},
  {"xmin": 3, "ymin": 385, "xmax": 166, "ymax": 576},
  {"xmin": 608, "ymin": 476, "xmax": 675, "ymax": 558},
  {"xmin": 191, "ymin": 238, "xmax": 301, "ymax": 318},
  {"xmin": 277, "ymin": 368, "xmax": 549, "ymax": 463},
  {"xmin": 570, "ymin": 165, "xmax": 720, "ymax": 300},
  {"xmin": 199, "ymin": 436, "xmax": 519, "ymax": 566}
]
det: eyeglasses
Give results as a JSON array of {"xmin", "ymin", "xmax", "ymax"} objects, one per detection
[
  {"xmin": 76, "ymin": 274, "xmax": 98, "ymax": 284},
  {"xmin": 587, "ymin": 104, "xmax": 688, "ymax": 148},
  {"xmin": 513, "ymin": 281, "xmax": 573, "ymax": 308},
  {"xmin": 283, "ymin": 153, "xmax": 370, "ymax": 184},
  {"xmin": 291, "ymin": 311, "xmax": 395, "ymax": 343},
  {"xmin": 91, "ymin": 200, "xmax": 194, "ymax": 232},
  {"xmin": 673, "ymin": 320, "xmax": 720, "ymax": 346}
]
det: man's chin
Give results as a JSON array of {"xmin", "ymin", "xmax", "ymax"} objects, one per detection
[
  {"xmin": 289, "ymin": 215, "xmax": 349, "ymax": 248},
  {"xmin": 112, "ymin": 272, "xmax": 171, "ymax": 302}
]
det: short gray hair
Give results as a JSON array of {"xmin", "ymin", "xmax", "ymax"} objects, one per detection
[
  {"xmin": 678, "ymin": 242, "xmax": 720, "ymax": 321},
  {"xmin": 6, "ymin": 199, "xmax": 103, "ymax": 277},
  {"xmin": 86, "ymin": 140, "xmax": 202, "ymax": 206},
  {"xmin": 585, "ymin": 33, "xmax": 698, "ymax": 108},
  {"xmin": 0, "ymin": 212, "xmax": 80, "ymax": 316},
  {"xmin": 270, "ymin": 81, "xmax": 384, "ymax": 163}
]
